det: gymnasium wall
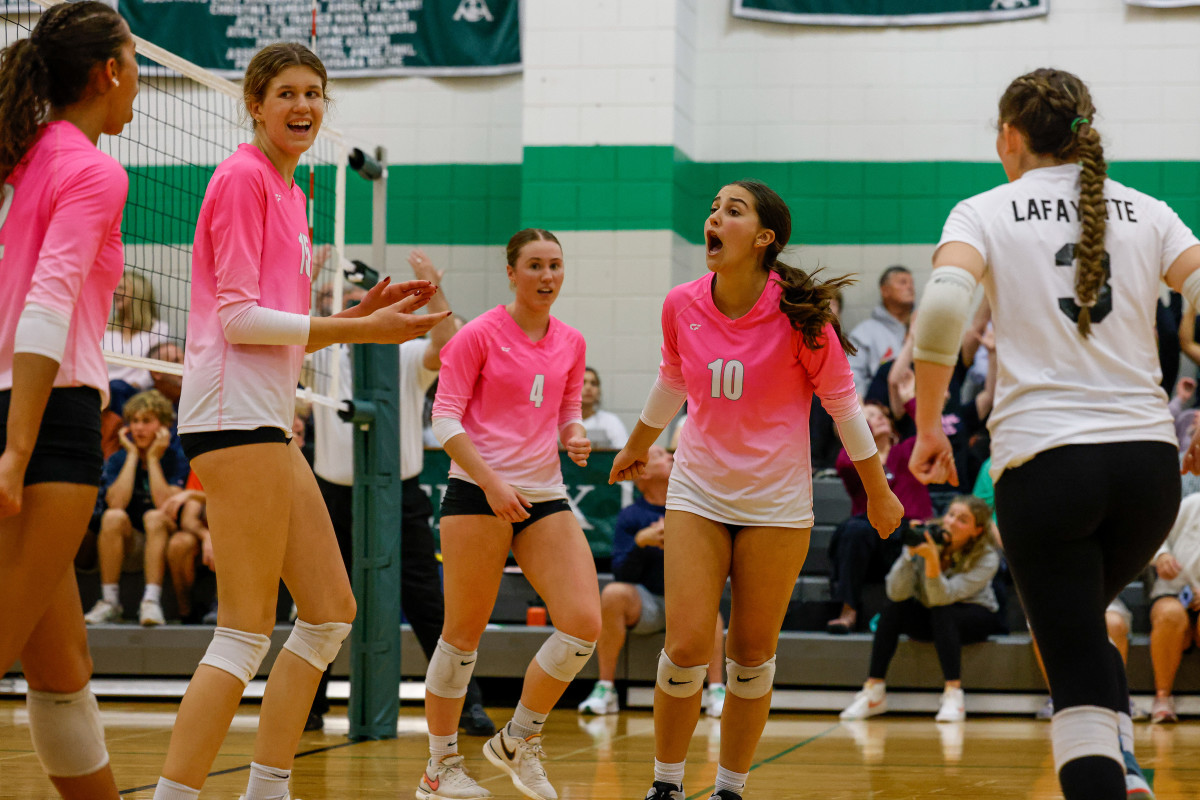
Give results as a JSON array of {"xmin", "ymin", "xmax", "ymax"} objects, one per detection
[{"xmin": 328, "ymin": 0, "xmax": 1200, "ymax": 431}]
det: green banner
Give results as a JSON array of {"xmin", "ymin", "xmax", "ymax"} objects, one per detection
[
  {"xmin": 732, "ymin": 0, "xmax": 1048, "ymax": 26},
  {"xmin": 118, "ymin": 0, "xmax": 520, "ymax": 78},
  {"xmin": 419, "ymin": 450, "xmax": 627, "ymax": 559}
]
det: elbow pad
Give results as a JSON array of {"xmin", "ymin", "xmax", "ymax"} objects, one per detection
[
  {"xmin": 835, "ymin": 407, "xmax": 878, "ymax": 462},
  {"xmin": 639, "ymin": 378, "xmax": 687, "ymax": 429},
  {"xmin": 221, "ymin": 301, "xmax": 310, "ymax": 346},
  {"xmin": 14, "ymin": 303, "xmax": 70, "ymax": 362},
  {"xmin": 432, "ymin": 416, "xmax": 466, "ymax": 447},
  {"xmin": 914, "ymin": 266, "xmax": 977, "ymax": 367}
]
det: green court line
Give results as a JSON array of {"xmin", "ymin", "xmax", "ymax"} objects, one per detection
[{"xmin": 684, "ymin": 722, "xmax": 842, "ymax": 800}]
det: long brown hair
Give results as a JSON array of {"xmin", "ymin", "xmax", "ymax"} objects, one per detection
[
  {"xmin": 729, "ymin": 180, "xmax": 856, "ymax": 354},
  {"xmin": 998, "ymin": 68, "xmax": 1106, "ymax": 337},
  {"xmin": 0, "ymin": 1, "xmax": 128, "ymax": 184},
  {"xmin": 506, "ymin": 228, "xmax": 561, "ymax": 266}
]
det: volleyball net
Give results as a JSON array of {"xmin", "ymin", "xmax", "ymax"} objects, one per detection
[{"xmin": 2, "ymin": 0, "xmax": 351, "ymax": 411}]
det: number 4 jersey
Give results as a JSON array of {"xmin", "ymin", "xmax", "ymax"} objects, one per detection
[
  {"xmin": 432, "ymin": 305, "xmax": 585, "ymax": 501},
  {"xmin": 659, "ymin": 273, "xmax": 859, "ymax": 528},
  {"xmin": 939, "ymin": 163, "xmax": 1199, "ymax": 478}
]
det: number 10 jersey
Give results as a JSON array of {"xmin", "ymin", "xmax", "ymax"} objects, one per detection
[{"xmin": 939, "ymin": 163, "xmax": 1199, "ymax": 479}]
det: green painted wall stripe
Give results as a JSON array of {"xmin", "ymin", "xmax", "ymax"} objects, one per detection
[{"xmin": 120, "ymin": 153, "xmax": 1200, "ymax": 248}]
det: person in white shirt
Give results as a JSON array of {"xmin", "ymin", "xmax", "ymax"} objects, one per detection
[
  {"xmin": 910, "ymin": 68, "xmax": 1200, "ymax": 800},
  {"xmin": 846, "ymin": 265, "xmax": 913, "ymax": 398},
  {"xmin": 1147, "ymin": 492, "xmax": 1200, "ymax": 724},
  {"xmin": 580, "ymin": 366, "xmax": 627, "ymax": 450}
]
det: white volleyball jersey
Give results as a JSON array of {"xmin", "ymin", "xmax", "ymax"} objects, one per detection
[{"xmin": 938, "ymin": 163, "xmax": 1199, "ymax": 478}]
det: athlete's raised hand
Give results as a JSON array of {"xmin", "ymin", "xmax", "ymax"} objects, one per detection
[
  {"xmin": 364, "ymin": 294, "xmax": 451, "ymax": 344},
  {"xmin": 564, "ymin": 434, "xmax": 591, "ymax": 467},
  {"xmin": 909, "ymin": 429, "xmax": 957, "ymax": 486},
  {"xmin": 609, "ymin": 446, "xmax": 648, "ymax": 484},
  {"xmin": 0, "ymin": 449, "xmax": 24, "ymax": 518},
  {"xmin": 482, "ymin": 478, "xmax": 532, "ymax": 522},
  {"xmin": 355, "ymin": 276, "xmax": 436, "ymax": 317}
]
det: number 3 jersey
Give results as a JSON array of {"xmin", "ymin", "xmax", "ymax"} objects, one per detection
[
  {"xmin": 660, "ymin": 273, "xmax": 859, "ymax": 528},
  {"xmin": 179, "ymin": 144, "xmax": 312, "ymax": 434},
  {"xmin": 939, "ymin": 163, "xmax": 1200, "ymax": 478},
  {"xmin": 432, "ymin": 305, "xmax": 586, "ymax": 501}
]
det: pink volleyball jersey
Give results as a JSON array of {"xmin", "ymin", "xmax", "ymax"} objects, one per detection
[
  {"xmin": 0, "ymin": 121, "xmax": 127, "ymax": 403},
  {"xmin": 433, "ymin": 305, "xmax": 586, "ymax": 498},
  {"xmin": 661, "ymin": 273, "xmax": 858, "ymax": 528},
  {"xmin": 179, "ymin": 144, "xmax": 312, "ymax": 433}
]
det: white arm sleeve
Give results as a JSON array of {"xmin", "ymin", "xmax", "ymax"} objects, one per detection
[
  {"xmin": 221, "ymin": 301, "xmax": 311, "ymax": 346},
  {"xmin": 913, "ymin": 266, "xmax": 977, "ymax": 367},
  {"xmin": 639, "ymin": 378, "xmax": 687, "ymax": 429},
  {"xmin": 431, "ymin": 416, "xmax": 467, "ymax": 447},
  {"xmin": 1182, "ymin": 268, "xmax": 1200, "ymax": 313},
  {"xmin": 14, "ymin": 303, "xmax": 71, "ymax": 362},
  {"xmin": 834, "ymin": 407, "xmax": 879, "ymax": 462}
]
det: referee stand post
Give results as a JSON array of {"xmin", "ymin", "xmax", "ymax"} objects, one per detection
[{"xmin": 344, "ymin": 341, "xmax": 403, "ymax": 739}]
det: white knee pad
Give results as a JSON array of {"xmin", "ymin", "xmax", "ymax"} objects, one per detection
[
  {"xmin": 26, "ymin": 686, "xmax": 109, "ymax": 777},
  {"xmin": 1051, "ymin": 705, "xmax": 1122, "ymax": 774},
  {"xmin": 534, "ymin": 629, "xmax": 596, "ymax": 683},
  {"xmin": 283, "ymin": 619, "xmax": 352, "ymax": 671},
  {"xmin": 726, "ymin": 655, "xmax": 776, "ymax": 700},
  {"xmin": 198, "ymin": 626, "xmax": 272, "ymax": 687},
  {"xmin": 656, "ymin": 650, "xmax": 706, "ymax": 698},
  {"xmin": 426, "ymin": 637, "xmax": 478, "ymax": 699}
]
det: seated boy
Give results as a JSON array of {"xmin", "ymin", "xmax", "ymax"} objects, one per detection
[{"xmin": 84, "ymin": 389, "xmax": 188, "ymax": 626}]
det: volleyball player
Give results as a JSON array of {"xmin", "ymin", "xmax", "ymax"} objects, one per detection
[
  {"xmin": 910, "ymin": 68, "xmax": 1200, "ymax": 800},
  {"xmin": 0, "ymin": 5, "xmax": 139, "ymax": 797},
  {"xmin": 418, "ymin": 228, "xmax": 601, "ymax": 800},
  {"xmin": 150, "ymin": 43, "xmax": 447, "ymax": 800},
  {"xmin": 610, "ymin": 181, "xmax": 904, "ymax": 800}
]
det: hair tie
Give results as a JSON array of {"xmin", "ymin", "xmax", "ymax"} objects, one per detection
[{"xmin": 1070, "ymin": 117, "xmax": 1090, "ymax": 132}]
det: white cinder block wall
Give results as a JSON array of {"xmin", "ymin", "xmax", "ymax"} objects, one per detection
[{"xmin": 326, "ymin": 0, "xmax": 1200, "ymax": 432}]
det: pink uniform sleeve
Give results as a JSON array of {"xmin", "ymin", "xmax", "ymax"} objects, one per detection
[
  {"xmin": 798, "ymin": 322, "xmax": 859, "ymax": 421},
  {"xmin": 557, "ymin": 333, "xmax": 586, "ymax": 428},
  {"xmin": 656, "ymin": 292, "xmax": 686, "ymax": 393},
  {"xmin": 432, "ymin": 323, "xmax": 487, "ymax": 421},
  {"xmin": 206, "ymin": 167, "xmax": 270, "ymax": 332},
  {"xmin": 23, "ymin": 159, "xmax": 127, "ymax": 321}
]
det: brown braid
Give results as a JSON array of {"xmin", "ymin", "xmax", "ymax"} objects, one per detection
[
  {"xmin": 729, "ymin": 180, "xmax": 857, "ymax": 355},
  {"xmin": 999, "ymin": 69, "xmax": 1107, "ymax": 337},
  {"xmin": 0, "ymin": 2, "xmax": 127, "ymax": 184}
]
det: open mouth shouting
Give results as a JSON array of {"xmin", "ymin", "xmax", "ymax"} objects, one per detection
[
  {"xmin": 706, "ymin": 230, "xmax": 724, "ymax": 256},
  {"xmin": 287, "ymin": 119, "xmax": 313, "ymax": 135}
]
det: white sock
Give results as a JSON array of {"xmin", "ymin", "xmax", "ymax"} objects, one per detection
[
  {"xmin": 597, "ymin": 679, "xmax": 614, "ymax": 689},
  {"xmin": 508, "ymin": 702, "xmax": 546, "ymax": 739},
  {"xmin": 654, "ymin": 758, "xmax": 686, "ymax": 786},
  {"xmin": 429, "ymin": 731, "xmax": 458, "ymax": 760},
  {"xmin": 102, "ymin": 583, "xmax": 120, "ymax": 606},
  {"xmin": 143, "ymin": 584, "xmax": 162, "ymax": 604},
  {"xmin": 244, "ymin": 761, "xmax": 290, "ymax": 800},
  {"xmin": 714, "ymin": 764, "xmax": 748, "ymax": 795},
  {"xmin": 1118, "ymin": 710, "xmax": 1134, "ymax": 755},
  {"xmin": 152, "ymin": 777, "xmax": 200, "ymax": 800}
]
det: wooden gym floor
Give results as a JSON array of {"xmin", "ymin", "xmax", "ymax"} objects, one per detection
[{"xmin": 5, "ymin": 698, "xmax": 1200, "ymax": 799}]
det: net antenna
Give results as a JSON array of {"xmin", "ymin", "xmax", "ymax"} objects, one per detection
[{"xmin": 2, "ymin": 0, "xmax": 352, "ymax": 413}]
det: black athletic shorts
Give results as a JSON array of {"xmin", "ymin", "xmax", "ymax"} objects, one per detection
[
  {"xmin": 180, "ymin": 426, "xmax": 290, "ymax": 461},
  {"xmin": 0, "ymin": 386, "xmax": 102, "ymax": 487},
  {"xmin": 440, "ymin": 477, "xmax": 571, "ymax": 535}
]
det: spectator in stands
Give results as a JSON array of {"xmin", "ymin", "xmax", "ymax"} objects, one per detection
[
  {"xmin": 1148, "ymin": 492, "xmax": 1200, "ymax": 723},
  {"xmin": 827, "ymin": 401, "xmax": 932, "ymax": 633},
  {"xmin": 84, "ymin": 390, "xmax": 189, "ymax": 626},
  {"xmin": 578, "ymin": 445, "xmax": 726, "ymax": 718},
  {"xmin": 102, "ymin": 270, "xmax": 169, "ymax": 406},
  {"xmin": 580, "ymin": 367, "xmax": 627, "ymax": 450},
  {"xmin": 847, "ymin": 265, "xmax": 913, "ymax": 398},
  {"xmin": 840, "ymin": 495, "xmax": 1004, "ymax": 722},
  {"xmin": 163, "ymin": 474, "xmax": 213, "ymax": 624},
  {"xmin": 146, "ymin": 340, "xmax": 183, "ymax": 408}
]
